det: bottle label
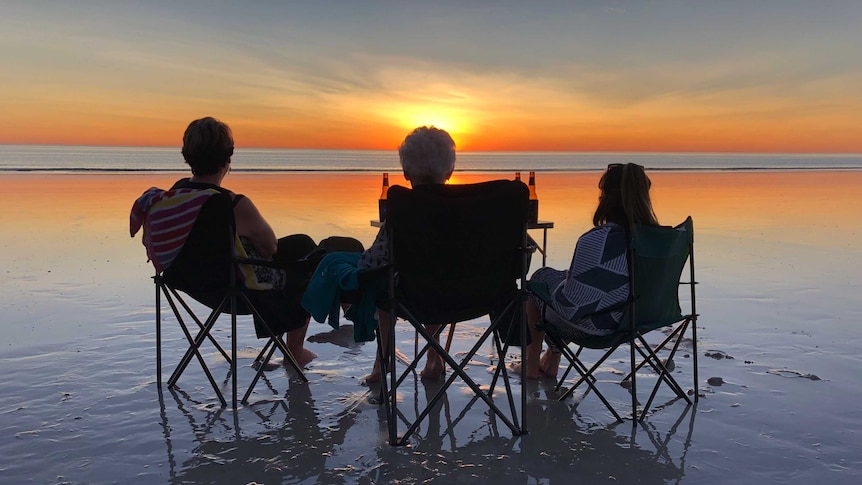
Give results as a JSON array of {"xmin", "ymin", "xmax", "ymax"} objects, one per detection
[{"xmin": 528, "ymin": 200, "xmax": 538, "ymax": 223}]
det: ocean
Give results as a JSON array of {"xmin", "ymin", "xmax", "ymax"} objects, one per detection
[{"xmin": 1, "ymin": 144, "xmax": 861, "ymax": 172}]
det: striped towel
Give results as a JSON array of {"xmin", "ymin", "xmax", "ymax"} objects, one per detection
[{"xmin": 130, "ymin": 187, "xmax": 219, "ymax": 273}]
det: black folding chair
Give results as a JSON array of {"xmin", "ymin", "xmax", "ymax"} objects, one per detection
[
  {"xmin": 530, "ymin": 217, "xmax": 698, "ymax": 421},
  {"xmin": 377, "ymin": 180, "xmax": 532, "ymax": 445},
  {"xmin": 153, "ymin": 192, "xmax": 308, "ymax": 409}
]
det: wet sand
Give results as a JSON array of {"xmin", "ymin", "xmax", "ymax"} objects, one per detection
[{"xmin": 1, "ymin": 171, "xmax": 861, "ymax": 484}]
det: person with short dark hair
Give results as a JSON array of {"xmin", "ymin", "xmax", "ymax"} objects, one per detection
[{"xmin": 170, "ymin": 116, "xmax": 362, "ymax": 369}]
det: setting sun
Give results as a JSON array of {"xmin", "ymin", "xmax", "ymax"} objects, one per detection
[
  {"xmin": 1, "ymin": 3, "xmax": 860, "ymax": 153},
  {"xmin": 386, "ymin": 104, "xmax": 473, "ymax": 148}
]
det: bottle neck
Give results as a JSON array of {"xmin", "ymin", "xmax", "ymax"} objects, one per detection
[{"xmin": 380, "ymin": 173, "xmax": 389, "ymax": 199}]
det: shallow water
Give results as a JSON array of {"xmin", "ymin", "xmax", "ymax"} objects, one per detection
[{"xmin": 1, "ymin": 172, "xmax": 860, "ymax": 484}]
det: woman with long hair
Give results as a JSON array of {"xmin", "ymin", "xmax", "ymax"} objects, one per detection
[{"xmin": 525, "ymin": 163, "xmax": 658, "ymax": 379}]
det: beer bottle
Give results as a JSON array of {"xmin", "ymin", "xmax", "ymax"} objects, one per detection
[
  {"xmin": 527, "ymin": 171, "xmax": 538, "ymax": 223},
  {"xmin": 515, "ymin": 171, "xmax": 521, "ymax": 182},
  {"xmin": 378, "ymin": 172, "xmax": 390, "ymax": 221}
]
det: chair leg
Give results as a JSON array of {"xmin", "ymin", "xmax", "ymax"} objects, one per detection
[
  {"xmin": 557, "ymin": 339, "xmax": 624, "ymax": 422},
  {"xmin": 692, "ymin": 315, "xmax": 699, "ymax": 403},
  {"xmin": 631, "ymin": 332, "xmax": 638, "ymax": 421},
  {"xmin": 166, "ymin": 293, "xmax": 227, "ymax": 388},
  {"xmin": 161, "ymin": 289, "xmax": 228, "ymax": 407},
  {"xmin": 621, "ymin": 320, "xmax": 687, "ymax": 382},
  {"xmin": 634, "ymin": 332, "xmax": 692, "ymax": 420},
  {"xmin": 239, "ymin": 292, "xmax": 308, "ymax": 383},
  {"xmin": 398, "ymin": 325, "xmax": 446, "ymax": 387},
  {"xmin": 242, "ymin": 339, "xmax": 278, "ymax": 404},
  {"xmin": 386, "ymin": 309, "xmax": 398, "ymax": 445},
  {"xmin": 156, "ymin": 280, "xmax": 162, "ymax": 387},
  {"xmin": 392, "ymin": 306, "xmax": 521, "ymax": 445},
  {"xmin": 170, "ymin": 287, "xmax": 232, "ymax": 364},
  {"xmin": 230, "ymin": 292, "xmax": 238, "ymax": 410}
]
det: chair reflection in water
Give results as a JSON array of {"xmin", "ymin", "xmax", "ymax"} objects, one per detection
[{"xmin": 376, "ymin": 179, "xmax": 532, "ymax": 445}]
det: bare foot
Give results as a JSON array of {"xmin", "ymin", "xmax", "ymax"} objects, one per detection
[
  {"xmin": 361, "ymin": 358, "xmax": 382, "ymax": 385},
  {"xmin": 362, "ymin": 369, "xmax": 382, "ymax": 385},
  {"xmin": 510, "ymin": 362, "xmax": 540, "ymax": 380},
  {"xmin": 538, "ymin": 350, "xmax": 561, "ymax": 378},
  {"xmin": 285, "ymin": 348, "xmax": 317, "ymax": 369},
  {"xmin": 419, "ymin": 357, "xmax": 445, "ymax": 381},
  {"xmin": 252, "ymin": 358, "xmax": 281, "ymax": 372}
]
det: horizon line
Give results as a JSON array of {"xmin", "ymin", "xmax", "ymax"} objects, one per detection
[{"xmin": 1, "ymin": 142, "xmax": 860, "ymax": 156}]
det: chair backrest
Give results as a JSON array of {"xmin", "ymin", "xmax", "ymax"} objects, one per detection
[
  {"xmin": 162, "ymin": 192, "xmax": 236, "ymax": 295},
  {"xmin": 387, "ymin": 180, "xmax": 529, "ymax": 325},
  {"xmin": 627, "ymin": 217, "xmax": 693, "ymax": 330}
]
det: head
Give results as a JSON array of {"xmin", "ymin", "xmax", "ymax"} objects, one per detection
[
  {"xmin": 593, "ymin": 163, "xmax": 658, "ymax": 229},
  {"xmin": 181, "ymin": 117, "xmax": 235, "ymax": 176},
  {"xmin": 399, "ymin": 126, "xmax": 456, "ymax": 185}
]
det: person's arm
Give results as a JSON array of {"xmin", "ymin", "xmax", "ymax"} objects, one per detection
[
  {"xmin": 233, "ymin": 196, "xmax": 278, "ymax": 257},
  {"xmin": 358, "ymin": 224, "xmax": 389, "ymax": 269}
]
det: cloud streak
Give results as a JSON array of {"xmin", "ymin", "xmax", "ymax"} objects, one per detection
[{"xmin": 1, "ymin": 1, "xmax": 860, "ymax": 152}]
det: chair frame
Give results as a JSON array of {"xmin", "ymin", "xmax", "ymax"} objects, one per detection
[
  {"xmin": 544, "ymin": 217, "xmax": 698, "ymax": 421},
  {"xmin": 153, "ymin": 196, "xmax": 308, "ymax": 409},
  {"xmin": 376, "ymin": 181, "xmax": 532, "ymax": 446}
]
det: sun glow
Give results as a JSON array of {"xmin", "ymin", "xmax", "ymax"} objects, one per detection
[{"xmin": 387, "ymin": 104, "xmax": 474, "ymax": 149}]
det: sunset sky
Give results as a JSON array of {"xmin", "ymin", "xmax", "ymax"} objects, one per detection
[{"xmin": 1, "ymin": 1, "xmax": 860, "ymax": 152}]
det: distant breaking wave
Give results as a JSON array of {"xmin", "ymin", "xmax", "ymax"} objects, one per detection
[{"xmin": 1, "ymin": 145, "xmax": 861, "ymax": 173}]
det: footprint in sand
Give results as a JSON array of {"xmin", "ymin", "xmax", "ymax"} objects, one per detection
[{"xmin": 766, "ymin": 369, "xmax": 822, "ymax": 381}]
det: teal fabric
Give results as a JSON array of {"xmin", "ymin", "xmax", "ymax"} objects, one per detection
[{"xmin": 301, "ymin": 251, "xmax": 381, "ymax": 342}]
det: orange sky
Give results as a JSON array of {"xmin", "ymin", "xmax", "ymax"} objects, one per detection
[{"xmin": 2, "ymin": 3, "xmax": 861, "ymax": 153}]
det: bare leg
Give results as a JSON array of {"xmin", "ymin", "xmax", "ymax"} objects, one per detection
[
  {"xmin": 285, "ymin": 317, "xmax": 317, "ymax": 368},
  {"xmin": 524, "ymin": 300, "xmax": 544, "ymax": 380},
  {"xmin": 363, "ymin": 309, "xmax": 390, "ymax": 384},
  {"xmin": 420, "ymin": 324, "xmax": 445, "ymax": 380}
]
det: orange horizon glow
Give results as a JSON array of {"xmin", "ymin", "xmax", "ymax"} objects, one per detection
[
  {"xmin": 2, "ymin": 85, "xmax": 861, "ymax": 153},
  {"xmin": 2, "ymin": 106, "xmax": 860, "ymax": 153},
  {"xmin": 3, "ymin": 65, "xmax": 860, "ymax": 153},
  {"xmin": 3, "ymin": 129, "xmax": 861, "ymax": 154},
  {"xmin": 4, "ymin": 4, "xmax": 862, "ymax": 155}
]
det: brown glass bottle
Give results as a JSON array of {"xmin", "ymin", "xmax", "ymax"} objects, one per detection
[
  {"xmin": 527, "ymin": 171, "xmax": 538, "ymax": 223},
  {"xmin": 378, "ymin": 172, "xmax": 390, "ymax": 221}
]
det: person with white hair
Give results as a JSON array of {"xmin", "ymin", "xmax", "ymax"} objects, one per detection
[{"xmin": 360, "ymin": 126, "xmax": 456, "ymax": 383}]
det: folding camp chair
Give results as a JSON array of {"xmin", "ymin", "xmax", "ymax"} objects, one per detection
[
  {"xmin": 152, "ymin": 191, "xmax": 308, "ymax": 409},
  {"xmin": 377, "ymin": 180, "xmax": 532, "ymax": 445},
  {"xmin": 531, "ymin": 217, "xmax": 698, "ymax": 421}
]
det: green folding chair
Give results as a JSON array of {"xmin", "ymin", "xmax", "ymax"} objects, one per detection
[{"xmin": 529, "ymin": 217, "xmax": 698, "ymax": 421}]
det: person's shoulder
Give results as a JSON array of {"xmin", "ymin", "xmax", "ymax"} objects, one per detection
[
  {"xmin": 171, "ymin": 178, "xmax": 235, "ymax": 197},
  {"xmin": 583, "ymin": 223, "xmax": 619, "ymax": 236},
  {"xmin": 169, "ymin": 178, "xmax": 191, "ymax": 190}
]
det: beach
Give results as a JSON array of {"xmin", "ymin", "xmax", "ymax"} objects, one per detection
[{"xmin": 1, "ymin": 171, "xmax": 861, "ymax": 484}]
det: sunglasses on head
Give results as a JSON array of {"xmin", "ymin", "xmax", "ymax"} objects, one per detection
[{"xmin": 607, "ymin": 163, "xmax": 644, "ymax": 171}]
